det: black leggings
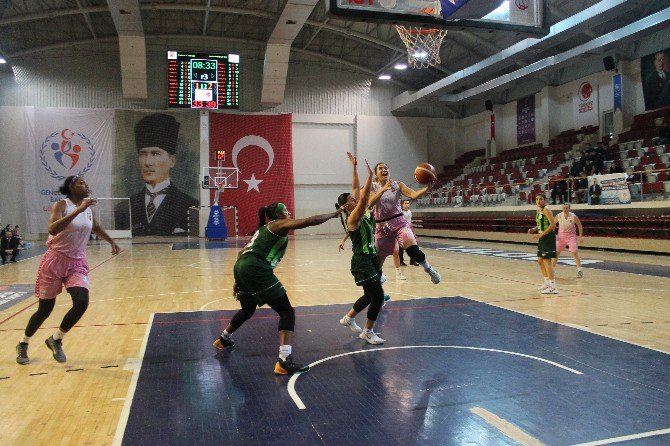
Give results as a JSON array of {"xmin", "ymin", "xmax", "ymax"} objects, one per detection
[
  {"xmin": 24, "ymin": 287, "xmax": 89, "ymax": 337},
  {"xmin": 352, "ymin": 281, "xmax": 385, "ymax": 322},
  {"xmin": 229, "ymin": 294, "xmax": 295, "ymax": 332}
]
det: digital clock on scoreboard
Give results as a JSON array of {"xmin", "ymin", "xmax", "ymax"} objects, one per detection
[{"xmin": 167, "ymin": 51, "xmax": 239, "ymax": 109}]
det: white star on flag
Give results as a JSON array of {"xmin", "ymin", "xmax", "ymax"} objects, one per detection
[{"xmin": 243, "ymin": 173, "xmax": 263, "ymax": 192}]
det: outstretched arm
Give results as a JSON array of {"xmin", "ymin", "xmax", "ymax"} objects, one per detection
[
  {"xmin": 270, "ymin": 209, "xmax": 342, "ymax": 235},
  {"xmin": 347, "ymin": 152, "xmax": 360, "ymax": 200},
  {"xmin": 399, "ymin": 180, "xmax": 435, "ymax": 200},
  {"xmin": 348, "ymin": 160, "xmax": 374, "ymax": 230}
]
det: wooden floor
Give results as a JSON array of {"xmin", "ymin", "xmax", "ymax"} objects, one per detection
[{"xmin": 0, "ymin": 235, "xmax": 669, "ymax": 445}]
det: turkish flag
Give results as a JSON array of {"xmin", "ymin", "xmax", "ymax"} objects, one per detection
[{"xmin": 209, "ymin": 113, "xmax": 294, "ymax": 236}]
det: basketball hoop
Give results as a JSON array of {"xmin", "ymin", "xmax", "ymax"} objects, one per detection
[
  {"xmin": 214, "ymin": 178, "xmax": 226, "ymax": 205},
  {"xmin": 395, "ymin": 25, "xmax": 447, "ymax": 69}
]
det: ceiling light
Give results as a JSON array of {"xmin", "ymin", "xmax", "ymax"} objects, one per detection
[
  {"xmin": 378, "ymin": 74, "xmax": 391, "ymax": 80},
  {"xmin": 394, "ymin": 63, "xmax": 407, "ymax": 70}
]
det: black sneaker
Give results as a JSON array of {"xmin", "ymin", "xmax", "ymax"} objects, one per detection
[
  {"xmin": 213, "ymin": 335, "xmax": 235, "ymax": 350},
  {"xmin": 274, "ymin": 355, "xmax": 310, "ymax": 375},
  {"xmin": 410, "ymin": 260, "xmax": 419, "ymax": 266},
  {"xmin": 16, "ymin": 342, "xmax": 30, "ymax": 365},
  {"xmin": 399, "ymin": 261, "xmax": 407, "ymax": 266},
  {"xmin": 45, "ymin": 336, "xmax": 66, "ymax": 363}
]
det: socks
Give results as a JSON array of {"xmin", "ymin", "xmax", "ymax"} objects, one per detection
[
  {"xmin": 221, "ymin": 329, "xmax": 231, "ymax": 338},
  {"xmin": 549, "ymin": 280, "xmax": 556, "ymax": 288},
  {"xmin": 21, "ymin": 336, "xmax": 31, "ymax": 344},
  {"xmin": 544, "ymin": 277, "xmax": 550, "ymax": 285},
  {"xmin": 52, "ymin": 329, "xmax": 66, "ymax": 341},
  {"xmin": 279, "ymin": 344, "xmax": 292, "ymax": 361},
  {"xmin": 420, "ymin": 260, "xmax": 430, "ymax": 270}
]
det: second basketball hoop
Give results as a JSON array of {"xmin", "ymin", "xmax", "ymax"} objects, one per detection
[{"xmin": 395, "ymin": 25, "xmax": 448, "ymax": 69}]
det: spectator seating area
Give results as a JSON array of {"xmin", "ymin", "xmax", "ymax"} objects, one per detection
[
  {"xmin": 421, "ymin": 108, "xmax": 670, "ymax": 208},
  {"xmin": 413, "ymin": 214, "xmax": 670, "ymax": 240}
]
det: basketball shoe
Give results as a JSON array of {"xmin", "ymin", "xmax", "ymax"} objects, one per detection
[
  {"xmin": 339, "ymin": 316, "xmax": 363, "ymax": 333},
  {"xmin": 360, "ymin": 329, "xmax": 385, "ymax": 345},
  {"xmin": 425, "ymin": 266, "xmax": 441, "ymax": 284},
  {"xmin": 541, "ymin": 286, "xmax": 559, "ymax": 295},
  {"xmin": 382, "ymin": 293, "xmax": 391, "ymax": 308},
  {"xmin": 16, "ymin": 342, "xmax": 29, "ymax": 365},
  {"xmin": 396, "ymin": 270, "xmax": 407, "ymax": 281},
  {"xmin": 380, "ymin": 274, "xmax": 387, "ymax": 284},
  {"xmin": 577, "ymin": 270, "xmax": 583, "ymax": 278},
  {"xmin": 274, "ymin": 355, "xmax": 310, "ymax": 375},
  {"xmin": 213, "ymin": 335, "xmax": 235, "ymax": 350},
  {"xmin": 45, "ymin": 336, "xmax": 66, "ymax": 363}
]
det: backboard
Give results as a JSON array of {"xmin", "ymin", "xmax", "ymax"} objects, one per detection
[
  {"xmin": 202, "ymin": 166, "xmax": 239, "ymax": 190},
  {"xmin": 326, "ymin": 0, "xmax": 549, "ymax": 36}
]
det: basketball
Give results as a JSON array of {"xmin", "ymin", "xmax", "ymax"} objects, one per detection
[{"xmin": 414, "ymin": 163, "xmax": 437, "ymax": 184}]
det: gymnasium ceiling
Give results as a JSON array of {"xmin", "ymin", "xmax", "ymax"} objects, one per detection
[{"xmin": 0, "ymin": 0, "xmax": 669, "ymax": 116}]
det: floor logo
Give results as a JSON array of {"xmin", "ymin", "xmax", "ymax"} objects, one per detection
[{"xmin": 0, "ymin": 284, "xmax": 35, "ymax": 311}]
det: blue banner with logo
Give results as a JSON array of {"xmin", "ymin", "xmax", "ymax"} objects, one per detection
[
  {"xmin": 613, "ymin": 73, "xmax": 622, "ymax": 113},
  {"xmin": 516, "ymin": 94, "xmax": 536, "ymax": 145}
]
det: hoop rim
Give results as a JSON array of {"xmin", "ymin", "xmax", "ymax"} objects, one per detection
[{"xmin": 395, "ymin": 25, "xmax": 447, "ymax": 35}]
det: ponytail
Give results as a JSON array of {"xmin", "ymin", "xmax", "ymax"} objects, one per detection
[
  {"xmin": 336, "ymin": 193, "xmax": 351, "ymax": 234},
  {"xmin": 257, "ymin": 206, "xmax": 268, "ymax": 229}
]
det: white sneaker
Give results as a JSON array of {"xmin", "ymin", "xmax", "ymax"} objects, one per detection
[
  {"xmin": 381, "ymin": 293, "xmax": 391, "ymax": 308},
  {"xmin": 339, "ymin": 316, "xmax": 362, "ymax": 333},
  {"xmin": 425, "ymin": 266, "xmax": 441, "ymax": 284},
  {"xmin": 360, "ymin": 330, "xmax": 385, "ymax": 345},
  {"xmin": 541, "ymin": 287, "xmax": 559, "ymax": 294},
  {"xmin": 380, "ymin": 274, "xmax": 387, "ymax": 284},
  {"xmin": 537, "ymin": 283, "xmax": 549, "ymax": 291},
  {"xmin": 396, "ymin": 271, "xmax": 407, "ymax": 281}
]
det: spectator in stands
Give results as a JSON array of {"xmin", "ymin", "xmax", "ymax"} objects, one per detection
[
  {"xmin": 573, "ymin": 168, "xmax": 589, "ymax": 203},
  {"xmin": 569, "ymin": 157, "xmax": 582, "ymax": 178},
  {"xmin": 609, "ymin": 160, "xmax": 625, "ymax": 174},
  {"xmin": 644, "ymin": 51, "xmax": 670, "ymax": 110},
  {"xmin": 550, "ymin": 177, "xmax": 568, "ymax": 204},
  {"xmin": 3, "ymin": 224, "xmax": 11, "ymax": 234},
  {"xmin": 1, "ymin": 229, "xmax": 20, "ymax": 263},
  {"xmin": 12, "ymin": 226, "xmax": 24, "ymax": 248},
  {"xmin": 653, "ymin": 121, "xmax": 670, "ymax": 146},
  {"xmin": 588, "ymin": 177, "xmax": 602, "ymax": 205}
]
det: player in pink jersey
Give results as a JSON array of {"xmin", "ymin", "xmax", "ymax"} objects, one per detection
[
  {"xmin": 369, "ymin": 162, "xmax": 441, "ymax": 284},
  {"xmin": 16, "ymin": 176, "xmax": 120, "ymax": 365},
  {"xmin": 552, "ymin": 203, "xmax": 584, "ymax": 278}
]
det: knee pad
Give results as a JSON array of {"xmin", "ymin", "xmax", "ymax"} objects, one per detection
[
  {"xmin": 405, "ymin": 245, "xmax": 425, "ymax": 263},
  {"xmin": 278, "ymin": 306, "xmax": 295, "ymax": 331}
]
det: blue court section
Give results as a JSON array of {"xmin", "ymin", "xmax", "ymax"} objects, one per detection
[{"xmin": 121, "ymin": 297, "xmax": 670, "ymax": 445}]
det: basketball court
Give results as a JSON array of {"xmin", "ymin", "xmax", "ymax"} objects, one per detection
[{"xmin": 1, "ymin": 235, "xmax": 669, "ymax": 445}]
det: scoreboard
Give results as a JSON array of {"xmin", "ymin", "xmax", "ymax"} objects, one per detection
[{"xmin": 168, "ymin": 51, "xmax": 239, "ymax": 109}]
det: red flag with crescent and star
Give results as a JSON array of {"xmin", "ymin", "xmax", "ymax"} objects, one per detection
[{"xmin": 209, "ymin": 113, "xmax": 294, "ymax": 236}]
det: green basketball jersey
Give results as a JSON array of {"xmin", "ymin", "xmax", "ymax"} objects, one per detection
[
  {"xmin": 349, "ymin": 212, "xmax": 376, "ymax": 255},
  {"xmin": 535, "ymin": 209, "xmax": 551, "ymax": 232},
  {"xmin": 240, "ymin": 224, "xmax": 288, "ymax": 268}
]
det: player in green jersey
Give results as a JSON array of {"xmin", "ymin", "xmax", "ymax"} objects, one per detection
[
  {"xmin": 336, "ymin": 152, "xmax": 389, "ymax": 344},
  {"xmin": 528, "ymin": 192, "xmax": 559, "ymax": 294},
  {"xmin": 213, "ymin": 202, "xmax": 342, "ymax": 375}
]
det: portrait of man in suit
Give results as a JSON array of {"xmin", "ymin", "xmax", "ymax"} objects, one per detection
[
  {"xmin": 643, "ymin": 50, "xmax": 670, "ymax": 110},
  {"xmin": 116, "ymin": 113, "xmax": 198, "ymax": 236}
]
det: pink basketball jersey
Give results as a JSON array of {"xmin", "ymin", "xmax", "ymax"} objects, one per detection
[
  {"xmin": 46, "ymin": 198, "xmax": 93, "ymax": 259},
  {"xmin": 372, "ymin": 180, "xmax": 404, "ymax": 221}
]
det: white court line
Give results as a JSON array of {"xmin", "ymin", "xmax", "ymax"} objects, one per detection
[
  {"xmin": 571, "ymin": 427, "xmax": 670, "ymax": 445},
  {"xmin": 111, "ymin": 313, "xmax": 154, "ymax": 446},
  {"xmin": 199, "ymin": 297, "xmax": 234, "ymax": 310},
  {"xmin": 287, "ymin": 345, "xmax": 583, "ymax": 410},
  {"xmin": 470, "ymin": 407, "xmax": 545, "ymax": 446}
]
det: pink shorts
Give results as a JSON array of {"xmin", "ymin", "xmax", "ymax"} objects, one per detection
[
  {"xmin": 35, "ymin": 249, "xmax": 89, "ymax": 299},
  {"xmin": 375, "ymin": 216, "xmax": 417, "ymax": 258},
  {"xmin": 556, "ymin": 233, "xmax": 578, "ymax": 253}
]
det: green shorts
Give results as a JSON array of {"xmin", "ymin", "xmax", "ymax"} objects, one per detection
[
  {"xmin": 233, "ymin": 253, "xmax": 286, "ymax": 306},
  {"xmin": 351, "ymin": 253, "xmax": 382, "ymax": 286},
  {"xmin": 537, "ymin": 232, "xmax": 557, "ymax": 259}
]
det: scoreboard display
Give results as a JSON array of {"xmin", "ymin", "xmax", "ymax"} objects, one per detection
[{"xmin": 168, "ymin": 51, "xmax": 239, "ymax": 109}]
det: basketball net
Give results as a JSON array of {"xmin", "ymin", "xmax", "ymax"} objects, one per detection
[{"xmin": 395, "ymin": 25, "xmax": 448, "ymax": 69}]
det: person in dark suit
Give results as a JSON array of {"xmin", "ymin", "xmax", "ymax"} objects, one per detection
[
  {"xmin": 589, "ymin": 177, "xmax": 602, "ymax": 205},
  {"xmin": 1, "ymin": 229, "xmax": 20, "ymax": 263},
  {"xmin": 121, "ymin": 113, "xmax": 198, "ymax": 236},
  {"xmin": 644, "ymin": 51, "xmax": 670, "ymax": 110}
]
